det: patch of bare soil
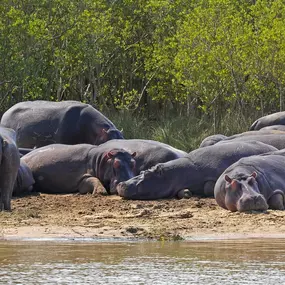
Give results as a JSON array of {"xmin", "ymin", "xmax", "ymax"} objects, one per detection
[{"xmin": 0, "ymin": 193, "xmax": 285, "ymax": 241}]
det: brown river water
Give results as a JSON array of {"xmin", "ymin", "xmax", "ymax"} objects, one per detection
[{"xmin": 0, "ymin": 238, "xmax": 284, "ymax": 284}]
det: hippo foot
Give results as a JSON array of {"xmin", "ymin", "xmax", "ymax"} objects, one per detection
[{"xmin": 177, "ymin": 189, "xmax": 192, "ymax": 199}]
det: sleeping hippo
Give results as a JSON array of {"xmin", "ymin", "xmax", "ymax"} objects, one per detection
[
  {"xmin": 249, "ymin": 111, "xmax": 285, "ymax": 130},
  {"xmin": 1, "ymin": 100, "xmax": 123, "ymax": 148},
  {"xmin": 214, "ymin": 149, "xmax": 285, "ymax": 212},
  {"xmin": 22, "ymin": 144, "xmax": 136, "ymax": 195},
  {"xmin": 116, "ymin": 141, "xmax": 277, "ymax": 200},
  {"xmin": 0, "ymin": 126, "xmax": 20, "ymax": 210},
  {"xmin": 98, "ymin": 139, "xmax": 187, "ymax": 174}
]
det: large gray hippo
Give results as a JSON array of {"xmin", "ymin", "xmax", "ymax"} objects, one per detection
[
  {"xmin": 249, "ymin": 111, "xmax": 285, "ymax": 130},
  {"xmin": 22, "ymin": 144, "xmax": 136, "ymax": 195},
  {"xmin": 116, "ymin": 141, "xmax": 276, "ymax": 200},
  {"xmin": 214, "ymin": 149, "xmax": 285, "ymax": 212},
  {"xmin": 0, "ymin": 126, "xmax": 20, "ymax": 210},
  {"xmin": 1, "ymin": 100, "xmax": 123, "ymax": 148}
]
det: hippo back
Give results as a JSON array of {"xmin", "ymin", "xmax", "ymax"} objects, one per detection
[
  {"xmin": 1, "ymin": 100, "xmax": 123, "ymax": 148},
  {"xmin": 217, "ymin": 133, "xmax": 285, "ymax": 150},
  {"xmin": 199, "ymin": 134, "xmax": 228, "ymax": 148},
  {"xmin": 249, "ymin": 111, "xmax": 285, "ymax": 131}
]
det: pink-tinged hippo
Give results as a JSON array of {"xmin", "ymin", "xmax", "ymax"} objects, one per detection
[
  {"xmin": 0, "ymin": 126, "xmax": 20, "ymax": 210},
  {"xmin": 22, "ymin": 144, "xmax": 136, "ymax": 195},
  {"xmin": 0, "ymin": 100, "xmax": 123, "ymax": 148},
  {"xmin": 214, "ymin": 149, "xmax": 285, "ymax": 212},
  {"xmin": 116, "ymin": 141, "xmax": 276, "ymax": 200},
  {"xmin": 249, "ymin": 111, "xmax": 285, "ymax": 130}
]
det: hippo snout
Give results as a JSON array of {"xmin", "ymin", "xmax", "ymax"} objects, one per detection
[{"xmin": 237, "ymin": 194, "xmax": 268, "ymax": 212}]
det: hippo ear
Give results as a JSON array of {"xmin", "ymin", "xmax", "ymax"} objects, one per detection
[
  {"xmin": 106, "ymin": 151, "xmax": 114, "ymax": 160},
  {"xmin": 224, "ymin": 175, "xmax": 232, "ymax": 183},
  {"xmin": 251, "ymin": 172, "xmax": 257, "ymax": 179},
  {"xmin": 131, "ymin": 152, "xmax": 136, "ymax": 158}
]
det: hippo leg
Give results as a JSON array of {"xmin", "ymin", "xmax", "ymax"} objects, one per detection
[
  {"xmin": 78, "ymin": 175, "xmax": 107, "ymax": 195},
  {"xmin": 0, "ymin": 141, "xmax": 19, "ymax": 211},
  {"xmin": 177, "ymin": 189, "xmax": 192, "ymax": 199},
  {"xmin": 203, "ymin": 181, "xmax": 216, "ymax": 197},
  {"xmin": 267, "ymin": 190, "xmax": 285, "ymax": 210}
]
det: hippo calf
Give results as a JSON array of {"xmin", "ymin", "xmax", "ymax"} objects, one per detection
[
  {"xmin": 22, "ymin": 144, "xmax": 136, "ymax": 195},
  {"xmin": 117, "ymin": 141, "xmax": 276, "ymax": 200},
  {"xmin": 214, "ymin": 150, "xmax": 285, "ymax": 212},
  {"xmin": 0, "ymin": 126, "xmax": 20, "ymax": 210},
  {"xmin": 1, "ymin": 100, "xmax": 123, "ymax": 148}
]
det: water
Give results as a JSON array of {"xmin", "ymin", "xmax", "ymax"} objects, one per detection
[{"xmin": 0, "ymin": 238, "xmax": 284, "ymax": 284}]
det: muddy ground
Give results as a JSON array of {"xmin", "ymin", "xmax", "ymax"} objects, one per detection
[{"xmin": 0, "ymin": 193, "xmax": 284, "ymax": 241}]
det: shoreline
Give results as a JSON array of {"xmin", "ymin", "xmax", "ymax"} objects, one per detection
[{"xmin": 1, "ymin": 226, "xmax": 285, "ymax": 242}]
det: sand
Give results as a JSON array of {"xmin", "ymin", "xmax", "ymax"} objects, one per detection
[{"xmin": 0, "ymin": 193, "xmax": 284, "ymax": 241}]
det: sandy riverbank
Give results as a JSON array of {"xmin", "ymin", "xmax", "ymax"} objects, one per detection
[{"xmin": 0, "ymin": 193, "xmax": 284, "ymax": 241}]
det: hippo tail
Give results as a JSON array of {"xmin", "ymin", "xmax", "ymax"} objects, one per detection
[{"xmin": 249, "ymin": 120, "xmax": 259, "ymax": 131}]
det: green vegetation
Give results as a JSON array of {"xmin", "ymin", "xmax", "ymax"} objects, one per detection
[{"xmin": 1, "ymin": 0, "xmax": 284, "ymax": 148}]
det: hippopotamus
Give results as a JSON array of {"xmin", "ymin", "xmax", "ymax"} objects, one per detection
[
  {"xmin": 13, "ymin": 160, "xmax": 35, "ymax": 196},
  {"xmin": 98, "ymin": 139, "xmax": 187, "ymax": 173},
  {"xmin": 259, "ymin": 125, "xmax": 285, "ymax": 132},
  {"xmin": 0, "ymin": 100, "xmax": 123, "ymax": 148},
  {"xmin": 116, "ymin": 141, "xmax": 277, "ymax": 200},
  {"xmin": 0, "ymin": 126, "xmax": 20, "ymax": 210},
  {"xmin": 214, "ymin": 149, "xmax": 285, "ymax": 212},
  {"xmin": 216, "ymin": 133, "xmax": 285, "ymax": 149},
  {"xmin": 22, "ymin": 144, "xmax": 136, "ymax": 195},
  {"xmin": 199, "ymin": 130, "xmax": 285, "ymax": 148},
  {"xmin": 249, "ymin": 111, "xmax": 285, "ymax": 130},
  {"xmin": 199, "ymin": 134, "xmax": 228, "ymax": 148}
]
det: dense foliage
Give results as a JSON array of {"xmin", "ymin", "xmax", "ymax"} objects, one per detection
[{"xmin": 1, "ymin": 0, "xmax": 285, "ymax": 128}]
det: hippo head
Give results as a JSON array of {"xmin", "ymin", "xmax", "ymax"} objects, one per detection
[
  {"xmin": 100, "ymin": 149, "xmax": 136, "ymax": 194},
  {"xmin": 117, "ymin": 164, "xmax": 166, "ymax": 200},
  {"xmin": 97, "ymin": 128, "xmax": 124, "ymax": 144},
  {"xmin": 223, "ymin": 172, "xmax": 268, "ymax": 212},
  {"xmin": 13, "ymin": 160, "xmax": 35, "ymax": 196}
]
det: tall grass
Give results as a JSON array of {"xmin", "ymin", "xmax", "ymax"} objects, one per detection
[{"xmin": 106, "ymin": 110, "xmax": 256, "ymax": 152}]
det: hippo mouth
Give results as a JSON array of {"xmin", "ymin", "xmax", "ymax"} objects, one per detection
[{"xmin": 237, "ymin": 194, "xmax": 269, "ymax": 212}]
